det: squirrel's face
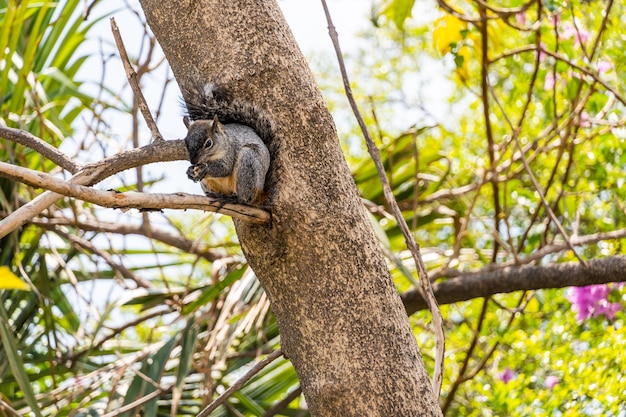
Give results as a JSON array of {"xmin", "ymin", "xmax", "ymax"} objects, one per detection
[{"xmin": 184, "ymin": 118, "xmax": 228, "ymax": 165}]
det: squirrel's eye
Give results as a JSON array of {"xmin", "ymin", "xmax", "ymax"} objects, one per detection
[{"xmin": 204, "ymin": 138, "xmax": 213, "ymax": 148}]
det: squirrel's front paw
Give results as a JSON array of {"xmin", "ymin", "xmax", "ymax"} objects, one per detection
[{"xmin": 187, "ymin": 164, "xmax": 207, "ymax": 182}]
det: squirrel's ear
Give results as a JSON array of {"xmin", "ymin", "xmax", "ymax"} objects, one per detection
[
  {"xmin": 211, "ymin": 115, "xmax": 225, "ymax": 134},
  {"xmin": 183, "ymin": 116, "xmax": 191, "ymax": 129}
]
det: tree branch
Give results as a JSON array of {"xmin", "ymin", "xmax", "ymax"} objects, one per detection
[
  {"xmin": 110, "ymin": 17, "xmax": 163, "ymax": 142},
  {"xmin": 52, "ymin": 226, "xmax": 153, "ymax": 288},
  {"xmin": 402, "ymin": 255, "xmax": 626, "ymax": 315},
  {"xmin": 0, "ymin": 161, "xmax": 270, "ymax": 224},
  {"xmin": 197, "ymin": 349, "xmax": 283, "ymax": 417},
  {"xmin": 0, "ymin": 134, "xmax": 272, "ymax": 238},
  {"xmin": 0, "ymin": 126, "xmax": 81, "ymax": 173},
  {"xmin": 0, "ymin": 136, "xmax": 188, "ymax": 238},
  {"xmin": 31, "ymin": 217, "xmax": 225, "ymax": 263}
]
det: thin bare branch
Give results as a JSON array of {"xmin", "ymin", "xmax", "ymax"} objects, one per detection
[
  {"xmin": 52, "ymin": 227, "xmax": 153, "ymax": 288},
  {"xmin": 320, "ymin": 0, "xmax": 445, "ymax": 398},
  {"xmin": 477, "ymin": 4, "xmax": 502, "ymax": 264},
  {"xmin": 0, "ymin": 137, "xmax": 205, "ymax": 238},
  {"xmin": 110, "ymin": 17, "xmax": 163, "ymax": 142},
  {"xmin": 0, "ymin": 138, "xmax": 187, "ymax": 237},
  {"xmin": 441, "ymin": 299, "xmax": 489, "ymax": 414},
  {"xmin": 101, "ymin": 384, "xmax": 172, "ymax": 417},
  {"xmin": 0, "ymin": 398, "xmax": 23, "ymax": 417},
  {"xmin": 31, "ymin": 216, "xmax": 225, "ymax": 262},
  {"xmin": 197, "ymin": 349, "xmax": 283, "ymax": 417},
  {"xmin": 510, "ymin": 132, "xmax": 586, "ymax": 266},
  {"xmin": 433, "ymin": 0, "xmax": 480, "ymax": 22},
  {"xmin": 540, "ymin": 47, "xmax": 626, "ymax": 106},
  {"xmin": 0, "ymin": 126, "xmax": 81, "ymax": 173}
]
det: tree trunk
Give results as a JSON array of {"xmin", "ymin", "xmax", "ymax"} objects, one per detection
[{"xmin": 139, "ymin": 0, "xmax": 442, "ymax": 415}]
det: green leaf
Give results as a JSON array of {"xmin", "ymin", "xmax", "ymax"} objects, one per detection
[
  {"xmin": 382, "ymin": 0, "xmax": 416, "ymax": 30},
  {"xmin": 0, "ymin": 303, "xmax": 44, "ymax": 417},
  {"xmin": 120, "ymin": 336, "xmax": 177, "ymax": 417},
  {"xmin": 182, "ymin": 266, "xmax": 246, "ymax": 314}
]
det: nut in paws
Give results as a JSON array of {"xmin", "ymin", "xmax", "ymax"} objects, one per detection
[{"xmin": 186, "ymin": 164, "xmax": 208, "ymax": 182}]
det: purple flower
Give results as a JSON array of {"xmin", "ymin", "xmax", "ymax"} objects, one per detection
[
  {"xmin": 515, "ymin": 12, "xmax": 526, "ymax": 26},
  {"xmin": 545, "ymin": 375, "xmax": 559, "ymax": 389},
  {"xmin": 499, "ymin": 368, "xmax": 515, "ymax": 384},
  {"xmin": 567, "ymin": 284, "xmax": 623, "ymax": 321}
]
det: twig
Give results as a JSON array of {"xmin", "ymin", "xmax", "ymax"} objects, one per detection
[
  {"xmin": 0, "ymin": 126, "xmax": 81, "ymax": 173},
  {"xmin": 197, "ymin": 349, "xmax": 283, "ymax": 417},
  {"xmin": 539, "ymin": 47, "xmax": 626, "ymax": 106},
  {"xmin": 30, "ymin": 216, "xmax": 224, "ymax": 262},
  {"xmin": 472, "ymin": 0, "xmax": 535, "ymax": 18},
  {"xmin": 433, "ymin": 0, "xmax": 480, "ymax": 23},
  {"xmin": 100, "ymin": 384, "xmax": 172, "ymax": 417},
  {"xmin": 477, "ymin": 4, "xmax": 501, "ymax": 264},
  {"xmin": 441, "ymin": 299, "xmax": 489, "ymax": 414},
  {"xmin": 0, "ymin": 136, "xmax": 181, "ymax": 239},
  {"xmin": 52, "ymin": 227, "xmax": 153, "ymax": 288},
  {"xmin": 320, "ymin": 0, "xmax": 445, "ymax": 398},
  {"xmin": 510, "ymin": 132, "xmax": 586, "ymax": 266},
  {"xmin": 0, "ymin": 161, "xmax": 270, "ymax": 224},
  {"xmin": 0, "ymin": 398, "xmax": 23, "ymax": 417},
  {"xmin": 110, "ymin": 17, "xmax": 163, "ymax": 142},
  {"xmin": 588, "ymin": 0, "xmax": 614, "ymax": 60},
  {"xmin": 82, "ymin": 0, "xmax": 100, "ymax": 20}
]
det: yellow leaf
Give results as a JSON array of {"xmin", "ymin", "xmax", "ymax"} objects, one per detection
[
  {"xmin": 432, "ymin": 15, "xmax": 467, "ymax": 54},
  {"xmin": 455, "ymin": 45, "xmax": 472, "ymax": 82},
  {"xmin": 526, "ymin": 297, "xmax": 540, "ymax": 313},
  {"xmin": 0, "ymin": 266, "xmax": 30, "ymax": 291}
]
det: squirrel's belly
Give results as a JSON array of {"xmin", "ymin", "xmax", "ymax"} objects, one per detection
[{"xmin": 202, "ymin": 176, "xmax": 236, "ymax": 195}]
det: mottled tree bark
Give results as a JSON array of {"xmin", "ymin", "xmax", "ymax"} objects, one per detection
[{"xmin": 138, "ymin": 0, "xmax": 442, "ymax": 415}]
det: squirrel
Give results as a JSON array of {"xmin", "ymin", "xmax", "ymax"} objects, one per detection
[{"xmin": 182, "ymin": 83, "xmax": 273, "ymax": 206}]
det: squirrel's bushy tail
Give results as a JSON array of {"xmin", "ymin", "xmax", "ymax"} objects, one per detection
[{"xmin": 183, "ymin": 83, "xmax": 275, "ymax": 146}]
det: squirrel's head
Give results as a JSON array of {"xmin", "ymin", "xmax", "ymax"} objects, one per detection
[{"xmin": 184, "ymin": 116, "xmax": 228, "ymax": 165}]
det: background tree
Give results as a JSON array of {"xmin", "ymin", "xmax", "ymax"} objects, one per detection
[{"xmin": 1, "ymin": 0, "xmax": 625, "ymax": 416}]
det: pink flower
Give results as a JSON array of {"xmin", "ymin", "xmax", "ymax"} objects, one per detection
[
  {"xmin": 516, "ymin": 12, "xmax": 526, "ymax": 26},
  {"xmin": 549, "ymin": 13, "xmax": 561, "ymax": 27},
  {"xmin": 597, "ymin": 61, "xmax": 613, "ymax": 74},
  {"xmin": 560, "ymin": 22, "xmax": 589, "ymax": 45},
  {"xmin": 499, "ymin": 368, "xmax": 515, "ymax": 384},
  {"xmin": 567, "ymin": 284, "xmax": 623, "ymax": 321},
  {"xmin": 545, "ymin": 375, "xmax": 559, "ymax": 390},
  {"xmin": 595, "ymin": 299, "xmax": 623, "ymax": 319},
  {"xmin": 578, "ymin": 111, "xmax": 591, "ymax": 128},
  {"xmin": 544, "ymin": 72, "xmax": 556, "ymax": 90}
]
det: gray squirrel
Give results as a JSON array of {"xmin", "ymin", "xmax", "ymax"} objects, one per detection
[{"xmin": 183, "ymin": 83, "xmax": 273, "ymax": 206}]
